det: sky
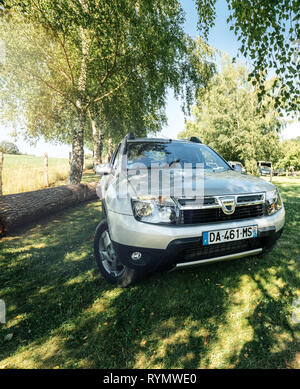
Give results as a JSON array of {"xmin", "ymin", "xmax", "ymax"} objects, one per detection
[{"xmin": 0, "ymin": 0, "xmax": 299, "ymax": 157}]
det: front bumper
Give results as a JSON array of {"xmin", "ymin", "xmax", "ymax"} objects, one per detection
[
  {"xmin": 113, "ymin": 226, "xmax": 283, "ymax": 271},
  {"xmin": 108, "ymin": 206, "xmax": 285, "ymax": 249},
  {"xmin": 109, "ymin": 206, "xmax": 285, "ymax": 271}
]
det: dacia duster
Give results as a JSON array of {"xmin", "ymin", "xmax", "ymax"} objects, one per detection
[{"xmin": 94, "ymin": 134, "xmax": 285, "ymax": 287}]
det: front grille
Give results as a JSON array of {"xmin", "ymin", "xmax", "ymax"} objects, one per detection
[
  {"xmin": 180, "ymin": 238, "xmax": 262, "ymax": 263},
  {"xmin": 237, "ymin": 194, "xmax": 264, "ymax": 203},
  {"xmin": 177, "ymin": 197, "xmax": 216, "ymax": 206},
  {"xmin": 182, "ymin": 204, "xmax": 264, "ymax": 224}
]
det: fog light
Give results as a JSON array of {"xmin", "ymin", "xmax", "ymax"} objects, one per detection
[{"xmin": 131, "ymin": 252, "xmax": 142, "ymax": 261}]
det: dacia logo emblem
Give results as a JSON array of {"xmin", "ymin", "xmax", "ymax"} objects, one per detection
[{"xmin": 218, "ymin": 196, "xmax": 236, "ymax": 215}]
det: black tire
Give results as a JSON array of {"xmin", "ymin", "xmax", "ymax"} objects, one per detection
[{"xmin": 94, "ymin": 219, "xmax": 139, "ymax": 287}]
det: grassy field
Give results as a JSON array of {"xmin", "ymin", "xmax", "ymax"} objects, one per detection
[
  {"xmin": 1, "ymin": 154, "xmax": 95, "ymax": 195},
  {"xmin": 0, "ymin": 176, "xmax": 299, "ymax": 369}
]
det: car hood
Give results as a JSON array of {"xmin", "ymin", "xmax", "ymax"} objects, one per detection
[{"xmin": 126, "ymin": 169, "xmax": 275, "ymax": 197}]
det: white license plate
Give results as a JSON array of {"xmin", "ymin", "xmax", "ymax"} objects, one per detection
[{"xmin": 202, "ymin": 225, "xmax": 258, "ymax": 246}]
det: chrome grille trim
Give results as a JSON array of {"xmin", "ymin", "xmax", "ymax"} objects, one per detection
[{"xmin": 173, "ymin": 193, "xmax": 265, "ymax": 210}]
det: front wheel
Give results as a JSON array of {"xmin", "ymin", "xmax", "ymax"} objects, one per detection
[{"xmin": 94, "ymin": 219, "xmax": 139, "ymax": 287}]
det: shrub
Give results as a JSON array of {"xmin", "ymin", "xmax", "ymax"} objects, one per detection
[{"xmin": 245, "ymin": 159, "xmax": 260, "ymax": 176}]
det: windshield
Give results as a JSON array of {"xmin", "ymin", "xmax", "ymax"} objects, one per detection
[{"xmin": 126, "ymin": 142, "xmax": 230, "ymax": 171}]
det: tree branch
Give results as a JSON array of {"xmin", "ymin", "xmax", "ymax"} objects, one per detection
[
  {"xmin": 32, "ymin": 0, "xmax": 75, "ymax": 86},
  {"xmin": 60, "ymin": 29, "xmax": 75, "ymax": 86},
  {"xmin": 21, "ymin": 66, "xmax": 77, "ymax": 109},
  {"xmin": 92, "ymin": 74, "xmax": 130, "ymax": 105}
]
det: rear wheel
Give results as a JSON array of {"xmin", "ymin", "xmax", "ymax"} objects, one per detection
[{"xmin": 94, "ymin": 219, "xmax": 139, "ymax": 287}]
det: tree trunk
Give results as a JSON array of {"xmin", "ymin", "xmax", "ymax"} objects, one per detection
[
  {"xmin": 99, "ymin": 129, "xmax": 104, "ymax": 163},
  {"xmin": 107, "ymin": 138, "xmax": 113, "ymax": 162},
  {"xmin": 0, "ymin": 182, "xmax": 98, "ymax": 237},
  {"xmin": 68, "ymin": 109, "xmax": 86, "ymax": 184},
  {"xmin": 92, "ymin": 121, "xmax": 101, "ymax": 166},
  {"xmin": 88, "ymin": 109, "xmax": 102, "ymax": 166},
  {"xmin": 68, "ymin": 15, "xmax": 90, "ymax": 184}
]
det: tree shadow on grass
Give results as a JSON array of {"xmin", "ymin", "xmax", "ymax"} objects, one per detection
[
  {"xmin": 229, "ymin": 198, "xmax": 300, "ymax": 368},
  {"xmin": 0, "ymin": 199, "xmax": 240, "ymax": 368},
  {"xmin": 33, "ymin": 247, "xmax": 299, "ymax": 369},
  {"xmin": 233, "ymin": 277, "xmax": 299, "ymax": 368},
  {"xmin": 81, "ymin": 170, "xmax": 98, "ymax": 183},
  {"xmin": 0, "ymin": 191, "xmax": 299, "ymax": 368},
  {"xmin": 39, "ymin": 194, "xmax": 299, "ymax": 368},
  {"xmin": 0, "ymin": 200, "xmax": 110, "ymax": 363}
]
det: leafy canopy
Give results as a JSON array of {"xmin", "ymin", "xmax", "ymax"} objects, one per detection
[
  {"xmin": 0, "ymin": 1, "xmax": 215, "ymax": 140},
  {"xmin": 196, "ymin": 0, "xmax": 300, "ymax": 115},
  {"xmin": 277, "ymin": 138, "xmax": 300, "ymax": 170},
  {"xmin": 179, "ymin": 57, "xmax": 282, "ymax": 175}
]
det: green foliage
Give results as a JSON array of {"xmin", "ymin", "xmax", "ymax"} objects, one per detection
[
  {"xmin": 244, "ymin": 159, "xmax": 260, "ymax": 177},
  {"xmin": 179, "ymin": 57, "xmax": 282, "ymax": 172},
  {"xmin": 0, "ymin": 140, "xmax": 19, "ymax": 154},
  {"xmin": 277, "ymin": 138, "xmax": 300, "ymax": 170},
  {"xmin": 0, "ymin": 0, "xmax": 215, "ymax": 181},
  {"xmin": 0, "ymin": 0, "xmax": 209, "ymax": 119},
  {"xmin": 196, "ymin": 0, "xmax": 300, "ymax": 115}
]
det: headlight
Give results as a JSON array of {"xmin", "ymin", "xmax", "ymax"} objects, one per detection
[
  {"xmin": 265, "ymin": 189, "xmax": 282, "ymax": 215},
  {"xmin": 131, "ymin": 196, "xmax": 179, "ymax": 224}
]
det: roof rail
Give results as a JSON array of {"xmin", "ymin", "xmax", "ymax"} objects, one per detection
[{"xmin": 189, "ymin": 136, "xmax": 202, "ymax": 144}]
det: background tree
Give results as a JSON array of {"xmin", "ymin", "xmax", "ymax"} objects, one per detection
[
  {"xmin": 2, "ymin": 0, "xmax": 295, "ymax": 179},
  {"xmin": 85, "ymin": 80, "xmax": 168, "ymax": 163},
  {"xmin": 277, "ymin": 138, "xmax": 300, "ymax": 171},
  {"xmin": 1, "ymin": 0, "xmax": 210, "ymax": 184},
  {"xmin": 179, "ymin": 58, "xmax": 282, "ymax": 174},
  {"xmin": 0, "ymin": 5, "xmax": 214, "ymax": 169},
  {"xmin": 0, "ymin": 140, "xmax": 19, "ymax": 154},
  {"xmin": 84, "ymin": 37, "xmax": 215, "ymax": 162}
]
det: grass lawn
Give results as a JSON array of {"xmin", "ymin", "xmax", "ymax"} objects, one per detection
[
  {"xmin": 0, "ymin": 176, "xmax": 299, "ymax": 369},
  {"xmin": 1, "ymin": 154, "xmax": 95, "ymax": 195}
]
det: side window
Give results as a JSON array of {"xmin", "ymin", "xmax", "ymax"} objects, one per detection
[{"xmin": 111, "ymin": 143, "xmax": 121, "ymax": 170}]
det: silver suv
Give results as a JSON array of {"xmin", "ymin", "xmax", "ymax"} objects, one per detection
[{"xmin": 94, "ymin": 134, "xmax": 285, "ymax": 287}]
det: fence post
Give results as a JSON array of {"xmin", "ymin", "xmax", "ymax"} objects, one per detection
[
  {"xmin": 44, "ymin": 152, "xmax": 49, "ymax": 187},
  {"xmin": 0, "ymin": 152, "xmax": 3, "ymax": 196}
]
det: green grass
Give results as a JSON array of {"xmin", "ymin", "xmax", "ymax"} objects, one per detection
[
  {"xmin": 0, "ymin": 177, "xmax": 299, "ymax": 369},
  {"xmin": 1, "ymin": 154, "xmax": 97, "ymax": 195}
]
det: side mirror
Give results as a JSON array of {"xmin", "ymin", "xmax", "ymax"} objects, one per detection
[
  {"xmin": 233, "ymin": 164, "xmax": 243, "ymax": 173},
  {"xmin": 94, "ymin": 163, "xmax": 111, "ymax": 176}
]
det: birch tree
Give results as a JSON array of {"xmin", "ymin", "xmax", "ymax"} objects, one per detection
[{"xmin": 1, "ymin": 1, "xmax": 214, "ymax": 180}]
